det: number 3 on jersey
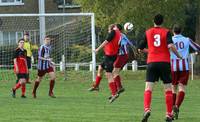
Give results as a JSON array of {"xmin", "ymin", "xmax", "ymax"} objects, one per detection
[{"xmin": 154, "ymin": 34, "xmax": 161, "ymax": 47}]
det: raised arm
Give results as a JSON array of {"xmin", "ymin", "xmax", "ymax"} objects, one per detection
[{"xmin": 95, "ymin": 30, "xmax": 115, "ymax": 53}]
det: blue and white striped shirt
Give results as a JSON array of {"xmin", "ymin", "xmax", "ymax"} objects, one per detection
[{"xmin": 37, "ymin": 44, "xmax": 51, "ymax": 70}]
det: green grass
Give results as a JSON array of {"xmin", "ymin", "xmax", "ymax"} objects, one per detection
[{"xmin": 0, "ymin": 70, "xmax": 200, "ymax": 122}]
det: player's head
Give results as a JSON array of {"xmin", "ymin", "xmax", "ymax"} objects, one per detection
[
  {"xmin": 108, "ymin": 24, "xmax": 115, "ymax": 32},
  {"xmin": 173, "ymin": 24, "xmax": 182, "ymax": 35},
  {"xmin": 44, "ymin": 35, "xmax": 51, "ymax": 45},
  {"xmin": 18, "ymin": 38, "xmax": 25, "ymax": 48},
  {"xmin": 154, "ymin": 14, "xmax": 164, "ymax": 26},
  {"xmin": 23, "ymin": 32, "xmax": 30, "ymax": 41},
  {"xmin": 116, "ymin": 24, "xmax": 123, "ymax": 31}
]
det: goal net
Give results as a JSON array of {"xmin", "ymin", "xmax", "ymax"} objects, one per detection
[{"xmin": 0, "ymin": 13, "xmax": 96, "ymax": 81}]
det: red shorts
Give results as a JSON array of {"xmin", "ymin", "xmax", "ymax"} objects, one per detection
[
  {"xmin": 171, "ymin": 71, "xmax": 189, "ymax": 85},
  {"xmin": 114, "ymin": 54, "xmax": 128, "ymax": 68},
  {"xmin": 38, "ymin": 67, "xmax": 54, "ymax": 77}
]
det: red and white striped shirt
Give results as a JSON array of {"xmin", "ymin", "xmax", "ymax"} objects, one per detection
[{"xmin": 170, "ymin": 34, "xmax": 200, "ymax": 71}]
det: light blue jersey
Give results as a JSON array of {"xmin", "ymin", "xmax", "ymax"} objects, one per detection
[
  {"xmin": 118, "ymin": 33, "xmax": 133, "ymax": 55},
  {"xmin": 170, "ymin": 34, "xmax": 200, "ymax": 71}
]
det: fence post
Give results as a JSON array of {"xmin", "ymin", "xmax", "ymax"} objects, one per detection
[
  {"xmin": 89, "ymin": 61, "xmax": 93, "ymax": 71},
  {"xmin": 132, "ymin": 60, "xmax": 138, "ymax": 71},
  {"xmin": 191, "ymin": 53, "xmax": 194, "ymax": 80},
  {"xmin": 75, "ymin": 63, "xmax": 79, "ymax": 71},
  {"xmin": 60, "ymin": 54, "xmax": 65, "ymax": 71},
  {"xmin": 123, "ymin": 64, "xmax": 128, "ymax": 70}
]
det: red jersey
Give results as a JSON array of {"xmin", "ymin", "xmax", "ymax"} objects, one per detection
[
  {"xmin": 145, "ymin": 27, "xmax": 171, "ymax": 63},
  {"xmin": 14, "ymin": 48, "xmax": 28, "ymax": 74},
  {"xmin": 104, "ymin": 29, "xmax": 121, "ymax": 56}
]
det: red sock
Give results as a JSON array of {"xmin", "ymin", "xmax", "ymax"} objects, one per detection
[
  {"xmin": 14, "ymin": 81, "xmax": 21, "ymax": 90},
  {"xmin": 33, "ymin": 81, "xmax": 40, "ymax": 93},
  {"xmin": 144, "ymin": 90, "xmax": 152, "ymax": 112},
  {"xmin": 175, "ymin": 91, "xmax": 185, "ymax": 108},
  {"xmin": 94, "ymin": 76, "xmax": 102, "ymax": 87},
  {"xmin": 173, "ymin": 93, "xmax": 176, "ymax": 106},
  {"xmin": 49, "ymin": 80, "xmax": 55, "ymax": 94},
  {"xmin": 165, "ymin": 91, "xmax": 173, "ymax": 116},
  {"xmin": 114, "ymin": 75, "xmax": 122, "ymax": 90},
  {"xmin": 109, "ymin": 82, "xmax": 117, "ymax": 96},
  {"xmin": 21, "ymin": 84, "xmax": 26, "ymax": 96}
]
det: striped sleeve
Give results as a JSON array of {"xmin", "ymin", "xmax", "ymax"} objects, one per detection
[{"xmin": 189, "ymin": 39, "xmax": 200, "ymax": 52}]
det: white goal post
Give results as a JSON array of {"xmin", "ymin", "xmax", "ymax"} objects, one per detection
[{"xmin": 0, "ymin": 13, "xmax": 96, "ymax": 81}]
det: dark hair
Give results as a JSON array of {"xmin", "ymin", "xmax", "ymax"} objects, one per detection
[
  {"xmin": 24, "ymin": 32, "xmax": 29, "ymax": 36},
  {"xmin": 18, "ymin": 38, "xmax": 24, "ymax": 43},
  {"xmin": 116, "ymin": 24, "xmax": 123, "ymax": 31},
  {"xmin": 173, "ymin": 24, "xmax": 182, "ymax": 34},
  {"xmin": 108, "ymin": 24, "xmax": 115, "ymax": 30},
  {"xmin": 45, "ymin": 35, "xmax": 51, "ymax": 39},
  {"xmin": 154, "ymin": 14, "xmax": 164, "ymax": 25}
]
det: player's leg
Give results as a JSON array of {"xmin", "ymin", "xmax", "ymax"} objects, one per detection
[
  {"xmin": 88, "ymin": 65, "xmax": 103, "ymax": 91},
  {"xmin": 141, "ymin": 63, "xmax": 157, "ymax": 122},
  {"xmin": 113, "ymin": 55, "xmax": 128, "ymax": 94},
  {"xmin": 171, "ymin": 71, "xmax": 178, "ymax": 107},
  {"xmin": 32, "ymin": 70, "xmax": 44, "ymax": 98},
  {"xmin": 106, "ymin": 56, "xmax": 118, "ymax": 103},
  {"xmin": 20, "ymin": 78, "xmax": 27, "ymax": 98},
  {"xmin": 161, "ymin": 63, "xmax": 173, "ymax": 122},
  {"xmin": 174, "ymin": 71, "xmax": 189, "ymax": 119},
  {"xmin": 113, "ymin": 68, "xmax": 123, "ymax": 92},
  {"xmin": 106, "ymin": 72, "xmax": 118, "ymax": 103},
  {"xmin": 48, "ymin": 67, "xmax": 56, "ymax": 98},
  {"xmin": 12, "ymin": 74, "xmax": 26, "ymax": 98},
  {"xmin": 163, "ymin": 83, "xmax": 173, "ymax": 121}
]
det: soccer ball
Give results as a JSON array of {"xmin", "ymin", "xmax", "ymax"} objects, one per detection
[{"xmin": 124, "ymin": 22, "xmax": 133, "ymax": 32}]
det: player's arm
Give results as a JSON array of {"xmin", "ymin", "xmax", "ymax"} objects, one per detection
[
  {"xmin": 137, "ymin": 34, "xmax": 148, "ymax": 53},
  {"xmin": 167, "ymin": 32, "xmax": 182, "ymax": 59},
  {"xmin": 24, "ymin": 50, "xmax": 29, "ymax": 72},
  {"xmin": 95, "ymin": 30, "xmax": 115, "ymax": 53},
  {"xmin": 188, "ymin": 38, "xmax": 200, "ymax": 52},
  {"xmin": 13, "ymin": 50, "xmax": 19, "ymax": 73}
]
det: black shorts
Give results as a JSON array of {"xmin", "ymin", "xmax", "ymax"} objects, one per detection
[
  {"xmin": 101, "ymin": 55, "xmax": 117, "ymax": 73},
  {"xmin": 146, "ymin": 62, "xmax": 172, "ymax": 84},
  {"xmin": 17, "ymin": 73, "xmax": 28, "ymax": 79},
  {"xmin": 26, "ymin": 56, "xmax": 32, "ymax": 69}
]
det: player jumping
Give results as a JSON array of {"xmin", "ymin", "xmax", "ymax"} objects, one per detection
[{"xmin": 95, "ymin": 24, "xmax": 121, "ymax": 103}]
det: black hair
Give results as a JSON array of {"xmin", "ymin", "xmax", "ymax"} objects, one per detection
[
  {"xmin": 45, "ymin": 35, "xmax": 51, "ymax": 39},
  {"xmin": 116, "ymin": 24, "xmax": 123, "ymax": 31},
  {"xmin": 173, "ymin": 24, "xmax": 182, "ymax": 34},
  {"xmin": 154, "ymin": 14, "xmax": 164, "ymax": 25},
  {"xmin": 18, "ymin": 38, "xmax": 24, "ymax": 43}
]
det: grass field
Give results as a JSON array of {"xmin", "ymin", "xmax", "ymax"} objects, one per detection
[{"xmin": 0, "ymin": 70, "xmax": 200, "ymax": 122}]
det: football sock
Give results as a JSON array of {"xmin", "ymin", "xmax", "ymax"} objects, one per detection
[
  {"xmin": 94, "ymin": 76, "xmax": 102, "ymax": 87},
  {"xmin": 21, "ymin": 84, "xmax": 26, "ymax": 96},
  {"xmin": 49, "ymin": 80, "xmax": 55, "ymax": 94},
  {"xmin": 176, "ymin": 91, "xmax": 185, "ymax": 108},
  {"xmin": 144, "ymin": 90, "xmax": 152, "ymax": 112},
  {"xmin": 114, "ymin": 75, "xmax": 122, "ymax": 90},
  {"xmin": 14, "ymin": 81, "xmax": 21, "ymax": 90},
  {"xmin": 173, "ymin": 93, "xmax": 176, "ymax": 106},
  {"xmin": 165, "ymin": 91, "xmax": 173, "ymax": 116},
  {"xmin": 33, "ymin": 81, "xmax": 40, "ymax": 93},
  {"xmin": 109, "ymin": 82, "xmax": 117, "ymax": 96}
]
